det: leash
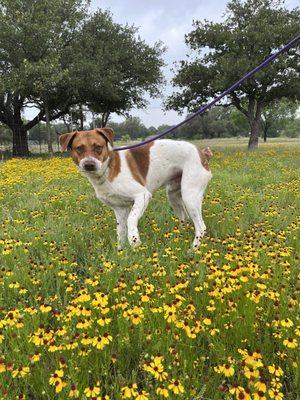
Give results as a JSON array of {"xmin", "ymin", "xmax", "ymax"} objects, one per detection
[{"xmin": 113, "ymin": 34, "xmax": 300, "ymax": 152}]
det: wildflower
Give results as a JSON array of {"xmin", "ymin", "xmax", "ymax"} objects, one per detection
[
  {"xmin": 84, "ymin": 385, "xmax": 101, "ymax": 398},
  {"xmin": 214, "ymin": 364, "xmax": 235, "ymax": 377},
  {"xmin": 283, "ymin": 338, "xmax": 298, "ymax": 348},
  {"xmin": 69, "ymin": 384, "xmax": 79, "ymax": 398},
  {"xmin": 12, "ymin": 366, "xmax": 30, "ymax": 378},
  {"xmin": 156, "ymin": 386, "xmax": 169, "ymax": 397},
  {"xmin": 280, "ymin": 318, "xmax": 293, "ymax": 327},
  {"xmin": 135, "ymin": 391, "xmax": 149, "ymax": 400},
  {"xmin": 143, "ymin": 358, "xmax": 168, "ymax": 381},
  {"xmin": 30, "ymin": 352, "xmax": 41, "ymax": 363},
  {"xmin": 268, "ymin": 389, "xmax": 284, "ymax": 400},
  {"xmin": 244, "ymin": 365, "xmax": 260, "ymax": 379},
  {"xmin": 49, "ymin": 369, "xmax": 64, "ymax": 385},
  {"xmin": 253, "ymin": 392, "xmax": 267, "ymax": 400},
  {"xmin": 0, "ymin": 359, "xmax": 6, "ymax": 373},
  {"xmin": 254, "ymin": 381, "xmax": 267, "ymax": 393},
  {"xmin": 268, "ymin": 365, "xmax": 283, "ymax": 377},
  {"xmin": 168, "ymin": 380, "xmax": 184, "ymax": 394},
  {"xmin": 121, "ymin": 383, "xmax": 138, "ymax": 398}
]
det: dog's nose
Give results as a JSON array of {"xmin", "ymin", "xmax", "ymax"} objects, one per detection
[{"xmin": 84, "ymin": 162, "xmax": 96, "ymax": 171}]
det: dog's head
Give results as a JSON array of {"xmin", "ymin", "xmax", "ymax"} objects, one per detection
[{"xmin": 59, "ymin": 128, "xmax": 114, "ymax": 174}]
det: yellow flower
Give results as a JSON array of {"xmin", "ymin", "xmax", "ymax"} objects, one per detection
[
  {"xmin": 84, "ymin": 385, "xmax": 101, "ymax": 398},
  {"xmin": 12, "ymin": 366, "xmax": 30, "ymax": 378},
  {"xmin": 283, "ymin": 338, "xmax": 298, "ymax": 348},
  {"xmin": 0, "ymin": 360, "xmax": 6, "ymax": 373},
  {"xmin": 49, "ymin": 370, "xmax": 64, "ymax": 385},
  {"xmin": 214, "ymin": 364, "xmax": 235, "ymax": 377},
  {"xmin": 55, "ymin": 379, "xmax": 67, "ymax": 393},
  {"xmin": 135, "ymin": 391, "xmax": 149, "ymax": 400},
  {"xmin": 30, "ymin": 352, "xmax": 41, "ymax": 362},
  {"xmin": 229, "ymin": 386, "xmax": 251, "ymax": 400},
  {"xmin": 143, "ymin": 356, "xmax": 168, "ymax": 382},
  {"xmin": 69, "ymin": 384, "xmax": 79, "ymax": 398},
  {"xmin": 121, "ymin": 383, "xmax": 138, "ymax": 398},
  {"xmin": 39, "ymin": 304, "xmax": 52, "ymax": 313},
  {"xmin": 280, "ymin": 318, "xmax": 293, "ymax": 327},
  {"xmin": 168, "ymin": 379, "xmax": 184, "ymax": 394},
  {"xmin": 156, "ymin": 386, "xmax": 169, "ymax": 397},
  {"xmin": 268, "ymin": 365, "xmax": 283, "ymax": 377},
  {"xmin": 254, "ymin": 380, "xmax": 267, "ymax": 393},
  {"xmin": 268, "ymin": 389, "xmax": 284, "ymax": 400},
  {"xmin": 253, "ymin": 392, "xmax": 267, "ymax": 400},
  {"xmin": 244, "ymin": 365, "xmax": 260, "ymax": 379}
]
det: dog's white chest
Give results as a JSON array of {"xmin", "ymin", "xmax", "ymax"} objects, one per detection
[{"xmin": 92, "ymin": 181, "xmax": 133, "ymax": 208}]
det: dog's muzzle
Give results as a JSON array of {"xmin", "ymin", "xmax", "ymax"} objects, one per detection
[
  {"xmin": 79, "ymin": 157, "xmax": 101, "ymax": 173},
  {"xmin": 83, "ymin": 161, "xmax": 96, "ymax": 171}
]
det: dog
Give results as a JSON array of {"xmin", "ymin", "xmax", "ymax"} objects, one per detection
[{"xmin": 59, "ymin": 128, "xmax": 212, "ymax": 250}]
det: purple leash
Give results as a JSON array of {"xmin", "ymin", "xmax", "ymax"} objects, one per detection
[{"xmin": 114, "ymin": 34, "xmax": 300, "ymax": 152}]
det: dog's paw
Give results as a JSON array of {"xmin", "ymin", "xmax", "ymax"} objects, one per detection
[
  {"xmin": 129, "ymin": 236, "xmax": 142, "ymax": 248},
  {"xmin": 192, "ymin": 233, "xmax": 205, "ymax": 250}
]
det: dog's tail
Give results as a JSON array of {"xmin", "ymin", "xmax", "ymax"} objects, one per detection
[{"xmin": 198, "ymin": 146, "xmax": 213, "ymax": 170}]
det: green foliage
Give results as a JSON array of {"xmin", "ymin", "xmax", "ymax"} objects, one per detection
[
  {"xmin": 71, "ymin": 10, "xmax": 165, "ymax": 118},
  {"xmin": 166, "ymin": 0, "xmax": 300, "ymax": 148},
  {"xmin": 0, "ymin": 1, "xmax": 164, "ymax": 156},
  {"xmin": 261, "ymin": 98, "xmax": 300, "ymax": 139},
  {"xmin": 0, "ymin": 124, "xmax": 11, "ymax": 143},
  {"xmin": 0, "ymin": 0, "xmax": 89, "ymax": 155},
  {"xmin": 282, "ymin": 119, "xmax": 300, "ymax": 137}
]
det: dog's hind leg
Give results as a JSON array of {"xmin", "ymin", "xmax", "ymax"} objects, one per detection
[
  {"xmin": 181, "ymin": 163, "xmax": 211, "ymax": 249},
  {"xmin": 166, "ymin": 178, "xmax": 188, "ymax": 221}
]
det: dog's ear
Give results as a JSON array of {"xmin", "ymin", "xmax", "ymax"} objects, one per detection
[
  {"xmin": 59, "ymin": 131, "xmax": 78, "ymax": 152},
  {"xmin": 96, "ymin": 127, "xmax": 114, "ymax": 147}
]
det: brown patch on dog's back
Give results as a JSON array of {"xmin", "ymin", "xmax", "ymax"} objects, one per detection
[
  {"xmin": 108, "ymin": 151, "xmax": 121, "ymax": 182},
  {"xmin": 125, "ymin": 142, "xmax": 154, "ymax": 185},
  {"xmin": 198, "ymin": 147, "xmax": 213, "ymax": 171}
]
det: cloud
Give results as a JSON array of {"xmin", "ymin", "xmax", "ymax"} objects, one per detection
[{"xmin": 89, "ymin": 0, "xmax": 229, "ymax": 127}]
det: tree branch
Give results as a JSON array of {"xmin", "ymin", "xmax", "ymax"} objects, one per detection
[
  {"xmin": 25, "ymin": 109, "xmax": 45, "ymax": 131},
  {"xmin": 230, "ymin": 93, "xmax": 249, "ymax": 118}
]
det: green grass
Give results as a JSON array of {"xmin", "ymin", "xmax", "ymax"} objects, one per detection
[{"xmin": 0, "ymin": 140, "xmax": 299, "ymax": 400}]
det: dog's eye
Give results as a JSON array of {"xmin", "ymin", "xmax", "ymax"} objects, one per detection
[
  {"xmin": 94, "ymin": 145, "xmax": 103, "ymax": 153},
  {"xmin": 75, "ymin": 146, "xmax": 84, "ymax": 154}
]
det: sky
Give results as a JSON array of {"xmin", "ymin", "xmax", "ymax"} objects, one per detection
[
  {"xmin": 88, "ymin": 0, "xmax": 299, "ymax": 127},
  {"xmin": 25, "ymin": 0, "xmax": 299, "ymax": 128},
  {"xmin": 90, "ymin": 0, "xmax": 229, "ymax": 127}
]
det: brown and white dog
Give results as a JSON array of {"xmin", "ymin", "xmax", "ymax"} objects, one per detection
[{"xmin": 59, "ymin": 128, "xmax": 212, "ymax": 250}]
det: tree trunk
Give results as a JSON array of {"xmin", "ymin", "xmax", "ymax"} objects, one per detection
[
  {"xmin": 12, "ymin": 124, "xmax": 29, "ymax": 157},
  {"xmin": 101, "ymin": 112, "xmax": 110, "ymax": 127},
  {"xmin": 263, "ymin": 127, "xmax": 267, "ymax": 142},
  {"xmin": 80, "ymin": 104, "xmax": 84, "ymax": 130},
  {"xmin": 45, "ymin": 102, "xmax": 53, "ymax": 156},
  {"xmin": 248, "ymin": 118, "xmax": 260, "ymax": 150}
]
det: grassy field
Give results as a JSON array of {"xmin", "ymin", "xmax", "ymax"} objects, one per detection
[{"xmin": 0, "ymin": 140, "xmax": 299, "ymax": 399}]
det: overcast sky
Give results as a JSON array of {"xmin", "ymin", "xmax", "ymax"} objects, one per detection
[
  {"xmin": 91, "ymin": 0, "xmax": 229, "ymax": 127},
  {"xmin": 25, "ymin": 0, "xmax": 299, "ymax": 128},
  {"xmin": 90, "ymin": 0, "xmax": 299, "ymax": 127}
]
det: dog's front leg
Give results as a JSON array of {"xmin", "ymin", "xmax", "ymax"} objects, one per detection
[
  {"xmin": 114, "ymin": 207, "xmax": 130, "ymax": 250},
  {"xmin": 127, "ymin": 191, "xmax": 152, "ymax": 248}
]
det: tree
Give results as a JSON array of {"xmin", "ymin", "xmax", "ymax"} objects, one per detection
[
  {"xmin": 0, "ymin": 2, "xmax": 165, "ymax": 156},
  {"xmin": 0, "ymin": 124, "xmax": 11, "ymax": 144},
  {"xmin": 166, "ymin": 0, "xmax": 300, "ymax": 149},
  {"xmin": 72, "ymin": 10, "xmax": 165, "ymax": 127},
  {"xmin": 177, "ymin": 107, "xmax": 243, "ymax": 139},
  {"xmin": 261, "ymin": 98, "xmax": 299, "ymax": 141},
  {"xmin": 0, "ymin": 0, "xmax": 89, "ymax": 156},
  {"xmin": 282, "ymin": 118, "xmax": 300, "ymax": 138}
]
